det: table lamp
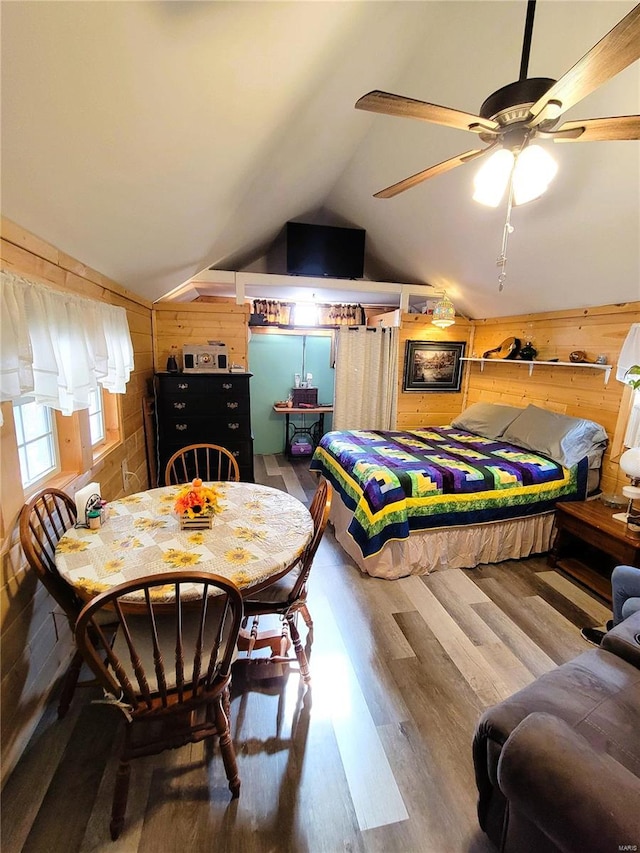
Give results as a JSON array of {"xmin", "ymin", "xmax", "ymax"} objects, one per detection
[{"xmin": 613, "ymin": 447, "xmax": 640, "ymax": 538}]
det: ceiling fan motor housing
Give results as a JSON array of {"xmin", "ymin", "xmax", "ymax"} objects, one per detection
[{"xmin": 480, "ymin": 77, "xmax": 557, "ymax": 127}]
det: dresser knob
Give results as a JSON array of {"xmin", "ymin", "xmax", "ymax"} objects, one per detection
[
  {"xmin": 227, "ymin": 401, "xmax": 239, "ymax": 409},
  {"xmin": 175, "ymin": 423, "xmax": 188, "ymax": 431},
  {"xmin": 178, "ymin": 383, "xmax": 189, "ymax": 390},
  {"xmin": 228, "ymin": 423, "xmax": 240, "ymax": 430},
  {"xmin": 223, "ymin": 383, "xmax": 232, "ymax": 390},
  {"xmin": 173, "ymin": 402, "xmax": 186, "ymax": 410}
]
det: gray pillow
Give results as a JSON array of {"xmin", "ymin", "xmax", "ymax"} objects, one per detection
[
  {"xmin": 451, "ymin": 402, "xmax": 523, "ymax": 440},
  {"xmin": 502, "ymin": 404, "xmax": 608, "ymax": 468}
]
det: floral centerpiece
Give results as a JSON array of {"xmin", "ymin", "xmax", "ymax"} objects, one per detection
[{"xmin": 174, "ymin": 478, "xmax": 221, "ymax": 529}]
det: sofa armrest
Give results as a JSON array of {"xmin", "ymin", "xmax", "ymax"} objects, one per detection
[
  {"xmin": 498, "ymin": 712, "xmax": 640, "ymax": 853},
  {"xmin": 602, "ymin": 611, "xmax": 640, "ymax": 669}
]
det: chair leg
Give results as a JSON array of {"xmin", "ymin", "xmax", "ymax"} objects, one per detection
[
  {"xmin": 287, "ymin": 614, "xmax": 311, "ymax": 684},
  {"xmin": 110, "ymin": 758, "xmax": 131, "ymax": 840},
  {"xmin": 299, "ymin": 603, "xmax": 313, "ymax": 630},
  {"xmin": 214, "ymin": 696, "xmax": 240, "ymax": 798},
  {"xmin": 57, "ymin": 649, "xmax": 84, "ymax": 719},
  {"xmin": 222, "ymin": 685, "xmax": 231, "ymax": 723},
  {"xmin": 279, "ymin": 616, "xmax": 290, "ymax": 658},
  {"xmin": 247, "ymin": 616, "xmax": 259, "ymax": 658}
]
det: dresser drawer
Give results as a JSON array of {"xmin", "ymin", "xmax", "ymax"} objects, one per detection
[
  {"xmin": 158, "ymin": 375, "xmax": 250, "ymax": 396},
  {"xmin": 160, "ymin": 394, "xmax": 250, "ymax": 418},
  {"xmin": 161, "ymin": 417, "xmax": 252, "ymax": 443}
]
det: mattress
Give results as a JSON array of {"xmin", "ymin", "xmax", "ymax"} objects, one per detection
[{"xmin": 310, "ymin": 427, "xmax": 589, "ymax": 561}]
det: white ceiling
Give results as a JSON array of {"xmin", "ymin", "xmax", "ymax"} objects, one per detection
[{"xmin": 2, "ymin": 1, "xmax": 639, "ymax": 318}]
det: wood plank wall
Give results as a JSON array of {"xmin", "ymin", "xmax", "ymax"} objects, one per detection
[
  {"xmin": 153, "ymin": 298, "xmax": 250, "ymax": 373},
  {"xmin": 0, "ymin": 219, "xmax": 154, "ymax": 784},
  {"xmin": 396, "ymin": 315, "xmax": 473, "ymax": 430},
  {"xmin": 467, "ymin": 302, "xmax": 640, "ymax": 495}
]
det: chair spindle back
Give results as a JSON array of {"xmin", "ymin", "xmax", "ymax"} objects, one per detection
[{"xmin": 164, "ymin": 443, "xmax": 240, "ymax": 486}]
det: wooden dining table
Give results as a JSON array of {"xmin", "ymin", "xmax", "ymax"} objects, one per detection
[{"xmin": 54, "ymin": 482, "xmax": 314, "ymax": 606}]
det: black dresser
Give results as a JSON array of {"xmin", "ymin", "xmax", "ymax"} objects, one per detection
[{"xmin": 154, "ymin": 373, "xmax": 254, "ymax": 484}]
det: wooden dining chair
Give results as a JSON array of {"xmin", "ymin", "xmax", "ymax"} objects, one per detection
[
  {"xmin": 19, "ymin": 488, "xmax": 97, "ymax": 718},
  {"xmin": 75, "ymin": 570, "xmax": 244, "ymax": 840},
  {"xmin": 241, "ymin": 478, "xmax": 332, "ymax": 683},
  {"xmin": 164, "ymin": 443, "xmax": 240, "ymax": 485}
]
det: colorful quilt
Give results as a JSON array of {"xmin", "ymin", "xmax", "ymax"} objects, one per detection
[{"xmin": 310, "ymin": 427, "xmax": 588, "ymax": 558}]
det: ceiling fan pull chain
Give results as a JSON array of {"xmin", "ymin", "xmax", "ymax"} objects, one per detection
[{"xmin": 496, "ymin": 176, "xmax": 516, "ymax": 291}]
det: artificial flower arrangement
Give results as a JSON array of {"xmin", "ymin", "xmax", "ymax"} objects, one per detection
[{"xmin": 174, "ymin": 478, "xmax": 221, "ymax": 525}]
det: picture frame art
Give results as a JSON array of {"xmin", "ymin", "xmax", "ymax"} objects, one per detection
[{"xmin": 403, "ymin": 340, "xmax": 466, "ymax": 392}]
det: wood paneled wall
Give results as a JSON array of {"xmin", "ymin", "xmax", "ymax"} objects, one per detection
[
  {"xmin": 153, "ymin": 299, "xmax": 250, "ymax": 373},
  {"xmin": 396, "ymin": 315, "xmax": 472, "ymax": 431},
  {"xmin": 0, "ymin": 219, "xmax": 153, "ymax": 784},
  {"xmin": 466, "ymin": 302, "xmax": 640, "ymax": 495}
]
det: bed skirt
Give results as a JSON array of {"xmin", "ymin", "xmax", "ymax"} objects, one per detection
[{"xmin": 330, "ymin": 498, "xmax": 556, "ymax": 580}]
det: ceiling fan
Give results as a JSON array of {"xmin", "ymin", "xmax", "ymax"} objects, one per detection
[{"xmin": 356, "ymin": 1, "xmax": 640, "ymax": 199}]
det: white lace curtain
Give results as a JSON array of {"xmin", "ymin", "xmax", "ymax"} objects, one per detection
[
  {"xmin": 333, "ymin": 326, "xmax": 398, "ymax": 430},
  {"xmin": 0, "ymin": 270, "xmax": 134, "ymax": 425}
]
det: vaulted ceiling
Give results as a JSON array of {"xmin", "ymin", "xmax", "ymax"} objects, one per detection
[{"xmin": 2, "ymin": 1, "xmax": 638, "ymax": 319}]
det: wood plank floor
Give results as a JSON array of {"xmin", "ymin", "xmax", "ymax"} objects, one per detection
[{"xmin": 2, "ymin": 455, "xmax": 611, "ymax": 853}]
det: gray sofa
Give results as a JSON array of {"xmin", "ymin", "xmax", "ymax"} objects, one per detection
[{"xmin": 473, "ymin": 612, "xmax": 640, "ymax": 853}]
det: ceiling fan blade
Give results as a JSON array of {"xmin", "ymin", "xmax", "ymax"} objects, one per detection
[
  {"xmin": 528, "ymin": 4, "xmax": 640, "ymax": 127},
  {"xmin": 356, "ymin": 90, "xmax": 499, "ymax": 134},
  {"xmin": 549, "ymin": 115, "xmax": 640, "ymax": 142},
  {"xmin": 373, "ymin": 147, "xmax": 493, "ymax": 199}
]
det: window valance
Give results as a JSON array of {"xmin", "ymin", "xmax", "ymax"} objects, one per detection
[
  {"xmin": 251, "ymin": 299, "xmax": 364, "ymax": 327},
  {"xmin": 0, "ymin": 270, "xmax": 134, "ymax": 424}
]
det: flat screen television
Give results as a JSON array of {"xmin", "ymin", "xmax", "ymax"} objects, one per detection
[{"xmin": 286, "ymin": 222, "xmax": 365, "ymax": 279}]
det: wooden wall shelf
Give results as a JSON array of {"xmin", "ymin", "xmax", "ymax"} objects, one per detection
[{"xmin": 460, "ymin": 358, "xmax": 612, "ymax": 385}]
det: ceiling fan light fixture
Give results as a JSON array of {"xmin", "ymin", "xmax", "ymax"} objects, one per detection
[
  {"xmin": 513, "ymin": 143, "xmax": 558, "ymax": 205},
  {"xmin": 473, "ymin": 148, "xmax": 515, "ymax": 207},
  {"xmin": 431, "ymin": 294, "xmax": 456, "ymax": 328}
]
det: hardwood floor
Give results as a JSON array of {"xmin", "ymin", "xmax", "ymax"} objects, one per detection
[{"xmin": 2, "ymin": 456, "xmax": 610, "ymax": 853}]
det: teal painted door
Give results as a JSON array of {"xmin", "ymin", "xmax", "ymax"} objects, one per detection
[{"xmin": 248, "ymin": 334, "xmax": 334, "ymax": 454}]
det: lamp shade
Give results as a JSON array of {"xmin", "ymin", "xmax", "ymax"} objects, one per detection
[
  {"xmin": 431, "ymin": 295, "xmax": 456, "ymax": 329},
  {"xmin": 512, "ymin": 144, "xmax": 558, "ymax": 205},
  {"xmin": 473, "ymin": 149, "xmax": 514, "ymax": 207},
  {"xmin": 473, "ymin": 143, "xmax": 557, "ymax": 208},
  {"xmin": 620, "ymin": 447, "xmax": 640, "ymax": 482}
]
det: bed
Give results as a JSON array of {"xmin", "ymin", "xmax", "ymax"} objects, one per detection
[{"xmin": 310, "ymin": 403, "xmax": 608, "ymax": 579}]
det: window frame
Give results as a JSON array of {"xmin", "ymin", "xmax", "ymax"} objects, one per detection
[
  {"xmin": 13, "ymin": 398, "xmax": 61, "ymax": 490},
  {"xmin": 88, "ymin": 387, "xmax": 106, "ymax": 448}
]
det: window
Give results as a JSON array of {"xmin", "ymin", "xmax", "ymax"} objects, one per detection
[
  {"xmin": 293, "ymin": 302, "xmax": 318, "ymax": 326},
  {"xmin": 13, "ymin": 399, "xmax": 60, "ymax": 488},
  {"xmin": 88, "ymin": 387, "xmax": 106, "ymax": 447}
]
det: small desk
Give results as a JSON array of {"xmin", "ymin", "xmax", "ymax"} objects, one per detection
[
  {"xmin": 55, "ymin": 482, "xmax": 314, "ymax": 605},
  {"xmin": 548, "ymin": 499, "xmax": 640, "ymax": 602},
  {"xmin": 272, "ymin": 405, "xmax": 333, "ymax": 458}
]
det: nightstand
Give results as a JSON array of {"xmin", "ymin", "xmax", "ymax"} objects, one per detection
[{"xmin": 548, "ymin": 499, "xmax": 640, "ymax": 602}]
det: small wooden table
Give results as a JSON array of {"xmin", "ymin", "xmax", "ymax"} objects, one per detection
[
  {"xmin": 272, "ymin": 405, "xmax": 333, "ymax": 458},
  {"xmin": 548, "ymin": 499, "xmax": 640, "ymax": 602}
]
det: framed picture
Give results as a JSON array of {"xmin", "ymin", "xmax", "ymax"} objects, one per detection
[{"xmin": 403, "ymin": 340, "xmax": 466, "ymax": 392}]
